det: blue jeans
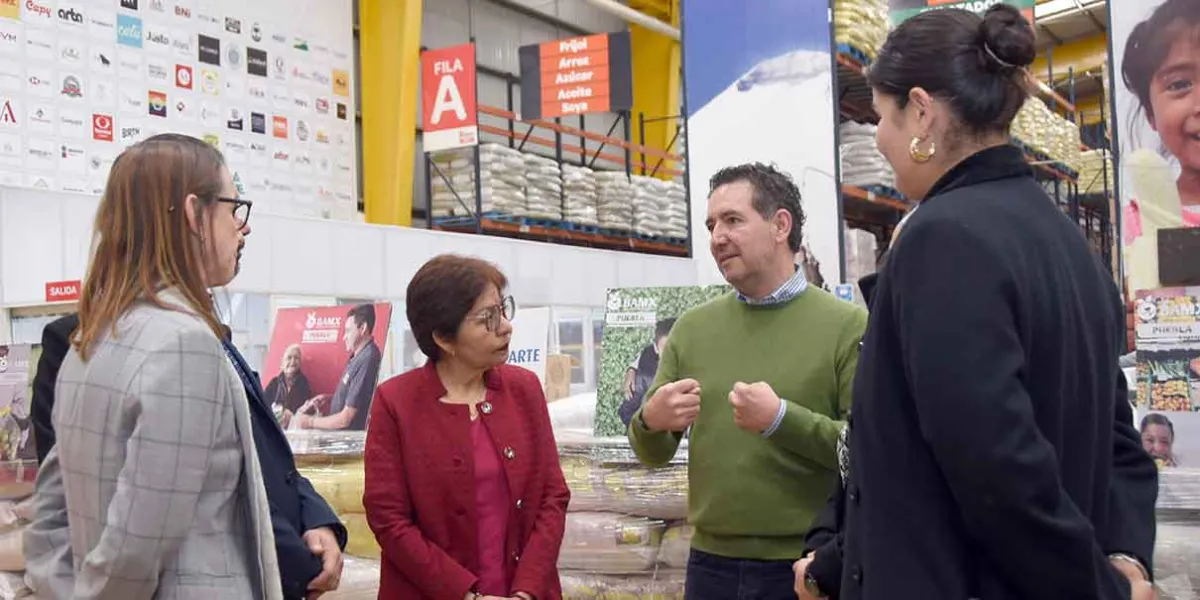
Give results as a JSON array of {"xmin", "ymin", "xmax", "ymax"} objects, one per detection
[{"xmin": 685, "ymin": 548, "xmax": 798, "ymax": 600}]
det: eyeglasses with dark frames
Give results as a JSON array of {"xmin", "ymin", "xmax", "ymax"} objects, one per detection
[
  {"xmin": 218, "ymin": 197, "xmax": 253, "ymax": 229},
  {"xmin": 473, "ymin": 295, "xmax": 516, "ymax": 333}
]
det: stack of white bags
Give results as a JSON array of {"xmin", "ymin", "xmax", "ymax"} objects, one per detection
[
  {"xmin": 428, "ymin": 144, "xmax": 527, "ymax": 217},
  {"xmin": 522, "ymin": 152, "xmax": 563, "ymax": 220},
  {"xmin": 596, "ymin": 172, "xmax": 635, "ymax": 231},
  {"xmin": 562, "ymin": 164, "xmax": 600, "ymax": 226},
  {"xmin": 839, "ymin": 121, "xmax": 896, "ymax": 189},
  {"xmin": 628, "ymin": 176, "xmax": 689, "ymax": 239}
]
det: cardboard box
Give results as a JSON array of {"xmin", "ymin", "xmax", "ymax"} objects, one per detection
[{"xmin": 544, "ymin": 354, "xmax": 575, "ymax": 402}]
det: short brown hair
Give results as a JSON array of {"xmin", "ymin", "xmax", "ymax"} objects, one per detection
[
  {"xmin": 406, "ymin": 254, "xmax": 507, "ymax": 360},
  {"xmin": 74, "ymin": 133, "xmax": 227, "ymax": 360}
]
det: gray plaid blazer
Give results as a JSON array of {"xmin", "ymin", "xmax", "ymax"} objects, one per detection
[{"xmin": 22, "ymin": 290, "xmax": 282, "ymax": 599}]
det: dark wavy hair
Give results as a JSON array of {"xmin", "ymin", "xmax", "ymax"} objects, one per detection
[{"xmin": 708, "ymin": 162, "xmax": 806, "ymax": 252}]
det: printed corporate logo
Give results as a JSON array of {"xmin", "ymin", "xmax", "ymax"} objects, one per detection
[
  {"xmin": 247, "ymin": 47, "xmax": 266, "ymax": 77},
  {"xmin": 120, "ymin": 0, "xmax": 137, "ymax": 10},
  {"xmin": 198, "ymin": 34, "xmax": 219, "ymax": 65},
  {"xmin": 144, "ymin": 27, "xmax": 170, "ymax": 48},
  {"xmin": 315, "ymin": 98, "xmax": 329, "ymax": 114},
  {"xmin": 250, "ymin": 111, "xmax": 264, "ymax": 134},
  {"xmin": 57, "ymin": 7, "xmax": 85, "ymax": 26},
  {"xmin": 148, "ymin": 0, "xmax": 164, "ymax": 11},
  {"xmin": 148, "ymin": 90, "xmax": 166, "ymax": 117},
  {"xmin": 224, "ymin": 16, "xmax": 240, "ymax": 34},
  {"xmin": 92, "ymin": 113, "xmax": 113, "ymax": 141},
  {"xmin": 24, "ymin": 0, "xmax": 51, "ymax": 20},
  {"xmin": 332, "ymin": 69, "xmax": 349, "ymax": 96},
  {"xmin": 174, "ymin": 5, "xmax": 189, "ymax": 18},
  {"xmin": 336, "ymin": 102, "xmax": 347, "ymax": 120},
  {"xmin": 250, "ymin": 21, "xmax": 261, "ymax": 42},
  {"xmin": 175, "ymin": 64, "xmax": 191, "ymax": 89},
  {"xmin": 226, "ymin": 42, "xmax": 241, "ymax": 68},
  {"xmin": 61, "ymin": 75, "xmax": 83, "ymax": 98},
  {"xmin": 117, "ymin": 15, "xmax": 143, "ymax": 48},
  {"xmin": 0, "ymin": 0, "xmax": 17, "ymax": 20},
  {"xmin": 272, "ymin": 115, "xmax": 286, "ymax": 139},
  {"xmin": 226, "ymin": 107, "xmax": 242, "ymax": 130}
]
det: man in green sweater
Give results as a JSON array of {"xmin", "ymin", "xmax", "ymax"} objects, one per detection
[{"xmin": 628, "ymin": 162, "xmax": 867, "ymax": 600}]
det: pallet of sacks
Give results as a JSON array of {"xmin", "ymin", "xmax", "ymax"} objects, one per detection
[
  {"xmin": 428, "ymin": 144, "xmax": 528, "ymax": 218},
  {"xmin": 556, "ymin": 431, "xmax": 688, "ymax": 599},
  {"xmin": 630, "ymin": 176, "xmax": 688, "ymax": 240},
  {"xmin": 289, "ymin": 431, "xmax": 381, "ymax": 595}
]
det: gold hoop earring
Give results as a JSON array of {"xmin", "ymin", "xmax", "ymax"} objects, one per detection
[{"xmin": 909, "ymin": 137, "xmax": 935, "ymax": 163}]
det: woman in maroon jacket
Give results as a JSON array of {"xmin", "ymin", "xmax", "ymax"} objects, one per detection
[{"xmin": 364, "ymin": 254, "xmax": 570, "ymax": 600}]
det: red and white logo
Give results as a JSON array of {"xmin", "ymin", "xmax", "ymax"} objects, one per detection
[
  {"xmin": 92, "ymin": 113, "xmax": 113, "ymax": 141},
  {"xmin": 0, "ymin": 98, "xmax": 16, "ymax": 126},
  {"xmin": 272, "ymin": 115, "xmax": 287, "ymax": 138},
  {"xmin": 45, "ymin": 280, "xmax": 82, "ymax": 303},
  {"xmin": 175, "ymin": 64, "xmax": 192, "ymax": 89}
]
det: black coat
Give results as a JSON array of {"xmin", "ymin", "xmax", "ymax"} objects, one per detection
[
  {"xmin": 30, "ymin": 313, "xmax": 348, "ymax": 600},
  {"xmin": 833, "ymin": 146, "xmax": 1157, "ymax": 600}
]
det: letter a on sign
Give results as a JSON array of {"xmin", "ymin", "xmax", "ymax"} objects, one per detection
[{"xmin": 421, "ymin": 43, "xmax": 478, "ymax": 152}]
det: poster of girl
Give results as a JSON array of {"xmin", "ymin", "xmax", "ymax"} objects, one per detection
[{"xmin": 1112, "ymin": 0, "xmax": 1200, "ymax": 291}]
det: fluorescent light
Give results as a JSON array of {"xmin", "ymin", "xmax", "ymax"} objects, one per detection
[{"xmin": 1034, "ymin": 0, "xmax": 1104, "ymax": 22}]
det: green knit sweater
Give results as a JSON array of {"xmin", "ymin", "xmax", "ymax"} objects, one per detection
[{"xmin": 629, "ymin": 288, "xmax": 867, "ymax": 560}]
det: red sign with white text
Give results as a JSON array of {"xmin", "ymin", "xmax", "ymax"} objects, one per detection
[
  {"xmin": 420, "ymin": 43, "xmax": 478, "ymax": 152},
  {"xmin": 44, "ymin": 280, "xmax": 81, "ymax": 303}
]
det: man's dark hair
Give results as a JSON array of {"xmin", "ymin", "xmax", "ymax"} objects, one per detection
[
  {"xmin": 709, "ymin": 162, "xmax": 805, "ymax": 252},
  {"xmin": 655, "ymin": 317, "xmax": 676, "ymax": 341},
  {"xmin": 346, "ymin": 303, "xmax": 376, "ymax": 333}
]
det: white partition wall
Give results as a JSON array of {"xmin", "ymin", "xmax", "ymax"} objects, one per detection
[{"xmin": 0, "ymin": 186, "xmax": 698, "ymax": 308}]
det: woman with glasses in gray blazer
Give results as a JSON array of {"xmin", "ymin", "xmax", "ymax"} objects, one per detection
[{"xmin": 23, "ymin": 134, "xmax": 281, "ymax": 600}]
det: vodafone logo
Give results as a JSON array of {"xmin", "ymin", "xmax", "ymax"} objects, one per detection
[
  {"xmin": 92, "ymin": 113, "xmax": 113, "ymax": 141},
  {"xmin": 175, "ymin": 64, "xmax": 192, "ymax": 89}
]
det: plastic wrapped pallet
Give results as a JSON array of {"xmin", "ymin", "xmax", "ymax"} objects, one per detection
[
  {"xmin": 843, "ymin": 228, "xmax": 879, "ymax": 284},
  {"xmin": 630, "ymin": 175, "xmax": 670, "ymax": 237},
  {"xmin": 658, "ymin": 523, "xmax": 692, "ymax": 570},
  {"xmin": 557, "ymin": 431, "xmax": 688, "ymax": 521},
  {"xmin": 286, "ymin": 430, "xmax": 365, "ymax": 467},
  {"xmin": 323, "ymin": 556, "xmax": 381, "ymax": 599},
  {"xmin": 560, "ymin": 570, "xmax": 686, "ymax": 599},
  {"xmin": 661, "ymin": 180, "xmax": 688, "ymax": 239},
  {"xmin": 341, "ymin": 512, "xmax": 381, "ymax": 560},
  {"xmin": 563, "ymin": 164, "xmax": 600, "ymax": 226},
  {"xmin": 523, "ymin": 152, "xmax": 564, "ymax": 220},
  {"xmin": 559, "ymin": 512, "xmax": 666, "ymax": 573},
  {"xmin": 298, "ymin": 460, "xmax": 365, "ymax": 516},
  {"xmin": 1078, "ymin": 149, "xmax": 1114, "ymax": 196}
]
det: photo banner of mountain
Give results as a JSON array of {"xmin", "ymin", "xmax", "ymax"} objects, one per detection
[
  {"xmin": 682, "ymin": 0, "xmax": 842, "ymax": 289},
  {"xmin": 887, "ymin": 0, "xmax": 1035, "ymax": 27}
]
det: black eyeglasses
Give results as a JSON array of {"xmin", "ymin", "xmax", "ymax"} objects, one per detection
[
  {"xmin": 474, "ymin": 295, "xmax": 516, "ymax": 332},
  {"xmin": 218, "ymin": 197, "xmax": 253, "ymax": 229}
]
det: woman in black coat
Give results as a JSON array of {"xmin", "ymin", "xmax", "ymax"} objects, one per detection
[{"xmin": 794, "ymin": 5, "xmax": 1158, "ymax": 600}]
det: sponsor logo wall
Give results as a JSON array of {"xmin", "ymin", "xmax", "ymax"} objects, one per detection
[{"xmin": 0, "ymin": 0, "xmax": 358, "ymax": 219}]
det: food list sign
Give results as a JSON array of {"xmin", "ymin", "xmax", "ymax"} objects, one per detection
[
  {"xmin": 888, "ymin": 0, "xmax": 1035, "ymax": 27},
  {"xmin": 1133, "ymin": 288, "xmax": 1200, "ymax": 413},
  {"xmin": 518, "ymin": 31, "xmax": 632, "ymax": 120}
]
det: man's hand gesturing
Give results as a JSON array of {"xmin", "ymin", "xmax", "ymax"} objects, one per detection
[{"xmin": 640, "ymin": 379, "xmax": 702, "ymax": 432}]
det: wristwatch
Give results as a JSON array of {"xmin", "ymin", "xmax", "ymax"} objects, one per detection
[{"xmin": 804, "ymin": 571, "xmax": 827, "ymax": 598}]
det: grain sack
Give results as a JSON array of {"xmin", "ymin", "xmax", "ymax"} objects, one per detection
[
  {"xmin": 559, "ymin": 458, "xmax": 687, "ymax": 520},
  {"xmin": 341, "ymin": 513, "xmax": 381, "ymax": 560},
  {"xmin": 0, "ymin": 529, "xmax": 22, "ymax": 572},
  {"xmin": 658, "ymin": 523, "xmax": 691, "ymax": 570},
  {"xmin": 559, "ymin": 512, "xmax": 666, "ymax": 573},
  {"xmin": 560, "ymin": 570, "xmax": 686, "ymax": 599}
]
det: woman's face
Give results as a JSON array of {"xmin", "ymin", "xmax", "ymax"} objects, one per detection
[
  {"xmin": 1147, "ymin": 29, "xmax": 1200, "ymax": 174},
  {"xmin": 443, "ymin": 286, "xmax": 513, "ymax": 368},
  {"xmin": 873, "ymin": 90, "xmax": 926, "ymax": 200},
  {"xmin": 282, "ymin": 346, "xmax": 302, "ymax": 376},
  {"xmin": 200, "ymin": 165, "xmax": 249, "ymax": 287},
  {"xmin": 1142, "ymin": 423, "xmax": 1174, "ymax": 461}
]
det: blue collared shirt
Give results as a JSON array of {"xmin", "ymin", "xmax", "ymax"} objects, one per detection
[{"xmin": 735, "ymin": 266, "xmax": 808, "ymax": 437}]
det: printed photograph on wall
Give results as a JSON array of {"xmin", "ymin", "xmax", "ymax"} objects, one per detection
[
  {"xmin": 682, "ymin": 0, "xmax": 840, "ymax": 288},
  {"xmin": 1110, "ymin": 0, "xmax": 1200, "ymax": 294},
  {"xmin": 0, "ymin": 345, "xmax": 35, "ymax": 465},
  {"xmin": 593, "ymin": 285, "xmax": 730, "ymax": 437},
  {"xmin": 1132, "ymin": 288, "xmax": 1200, "ymax": 470},
  {"xmin": 264, "ymin": 302, "xmax": 393, "ymax": 432}
]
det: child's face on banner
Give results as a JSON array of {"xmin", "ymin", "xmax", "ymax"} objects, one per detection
[{"xmin": 1148, "ymin": 28, "xmax": 1200, "ymax": 173}]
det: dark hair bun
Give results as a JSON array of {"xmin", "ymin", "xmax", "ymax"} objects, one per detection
[{"xmin": 979, "ymin": 4, "xmax": 1036, "ymax": 70}]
